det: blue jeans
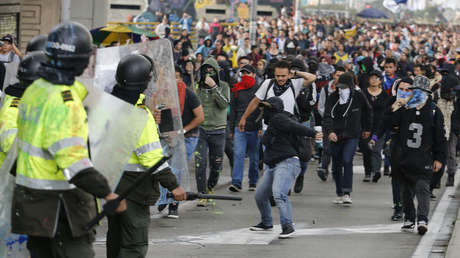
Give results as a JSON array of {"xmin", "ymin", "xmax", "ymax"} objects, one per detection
[
  {"xmin": 185, "ymin": 137, "xmax": 199, "ymax": 162},
  {"xmin": 331, "ymin": 138, "xmax": 359, "ymax": 196},
  {"xmin": 254, "ymin": 157, "xmax": 301, "ymax": 227},
  {"xmin": 232, "ymin": 128, "xmax": 260, "ymax": 187}
]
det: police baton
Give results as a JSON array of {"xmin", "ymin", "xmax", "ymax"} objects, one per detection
[
  {"xmin": 85, "ymin": 156, "xmax": 171, "ymax": 231},
  {"xmin": 166, "ymin": 192, "xmax": 242, "ymax": 201}
]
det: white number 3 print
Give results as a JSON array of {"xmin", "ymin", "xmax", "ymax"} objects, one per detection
[{"xmin": 407, "ymin": 123, "xmax": 423, "ymax": 148}]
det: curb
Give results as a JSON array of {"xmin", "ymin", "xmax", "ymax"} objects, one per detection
[{"xmin": 445, "ymin": 185, "xmax": 460, "ymax": 258}]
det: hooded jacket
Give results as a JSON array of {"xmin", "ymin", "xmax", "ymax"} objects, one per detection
[
  {"xmin": 195, "ymin": 36, "xmax": 213, "ymax": 58},
  {"xmin": 323, "ymin": 88, "xmax": 373, "ymax": 141},
  {"xmin": 262, "ymin": 97, "xmax": 316, "ymax": 167},
  {"xmin": 196, "ymin": 57, "xmax": 230, "ymax": 131}
]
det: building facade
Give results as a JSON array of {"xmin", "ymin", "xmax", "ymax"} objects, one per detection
[{"xmin": 0, "ymin": 0, "xmax": 113, "ymax": 50}]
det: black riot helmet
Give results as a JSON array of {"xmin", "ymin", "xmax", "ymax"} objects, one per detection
[
  {"xmin": 17, "ymin": 51, "xmax": 47, "ymax": 88},
  {"xmin": 26, "ymin": 34, "xmax": 47, "ymax": 53},
  {"xmin": 44, "ymin": 21, "xmax": 93, "ymax": 76},
  {"xmin": 115, "ymin": 54, "xmax": 155, "ymax": 91}
]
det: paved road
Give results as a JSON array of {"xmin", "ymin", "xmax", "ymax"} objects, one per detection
[{"xmin": 94, "ymin": 156, "xmax": 460, "ymax": 258}]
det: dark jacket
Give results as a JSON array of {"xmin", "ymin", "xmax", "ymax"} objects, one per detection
[
  {"xmin": 392, "ymin": 100, "xmax": 447, "ymax": 181},
  {"xmin": 376, "ymin": 95, "xmax": 397, "ymax": 139},
  {"xmin": 451, "ymin": 98, "xmax": 460, "ymax": 136},
  {"xmin": 363, "ymin": 89, "xmax": 390, "ymax": 135},
  {"xmin": 262, "ymin": 98, "xmax": 316, "ymax": 167},
  {"xmin": 323, "ymin": 89, "xmax": 373, "ymax": 141},
  {"xmin": 229, "ymin": 82, "xmax": 261, "ymax": 131}
]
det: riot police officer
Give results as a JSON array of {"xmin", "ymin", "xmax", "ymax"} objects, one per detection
[
  {"xmin": 0, "ymin": 51, "xmax": 47, "ymax": 165},
  {"xmin": 106, "ymin": 54, "xmax": 186, "ymax": 258},
  {"xmin": 12, "ymin": 21, "xmax": 126, "ymax": 258}
]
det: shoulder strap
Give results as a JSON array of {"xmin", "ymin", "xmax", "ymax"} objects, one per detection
[
  {"xmin": 263, "ymin": 79, "xmax": 276, "ymax": 101},
  {"xmin": 288, "ymin": 81, "xmax": 301, "ymax": 117}
]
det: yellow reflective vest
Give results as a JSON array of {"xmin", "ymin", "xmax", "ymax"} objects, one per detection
[
  {"xmin": 0, "ymin": 94, "xmax": 20, "ymax": 164},
  {"xmin": 115, "ymin": 94, "xmax": 172, "ymax": 205},
  {"xmin": 16, "ymin": 78, "xmax": 93, "ymax": 190},
  {"xmin": 124, "ymin": 94, "xmax": 166, "ymax": 172}
]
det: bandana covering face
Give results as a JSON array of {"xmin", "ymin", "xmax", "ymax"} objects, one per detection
[
  {"xmin": 338, "ymin": 88, "xmax": 351, "ymax": 104},
  {"xmin": 396, "ymin": 89, "xmax": 412, "ymax": 100},
  {"xmin": 231, "ymin": 75, "xmax": 256, "ymax": 98},
  {"xmin": 406, "ymin": 89, "xmax": 428, "ymax": 109}
]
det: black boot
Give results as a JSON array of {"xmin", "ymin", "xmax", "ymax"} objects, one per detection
[{"xmin": 294, "ymin": 175, "xmax": 304, "ymax": 193}]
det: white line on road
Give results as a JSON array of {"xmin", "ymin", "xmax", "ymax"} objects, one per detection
[
  {"xmin": 93, "ymin": 223, "xmax": 403, "ymax": 246},
  {"xmin": 412, "ymin": 171, "xmax": 460, "ymax": 258}
]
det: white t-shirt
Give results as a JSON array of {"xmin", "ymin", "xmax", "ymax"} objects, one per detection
[{"xmin": 255, "ymin": 78, "xmax": 304, "ymax": 114}]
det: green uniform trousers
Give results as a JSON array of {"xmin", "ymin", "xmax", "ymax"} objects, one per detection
[
  {"xmin": 106, "ymin": 199, "xmax": 150, "ymax": 258},
  {"xmin": 27, "ymin": 210, "xmax": 95, "ymax": 258}
]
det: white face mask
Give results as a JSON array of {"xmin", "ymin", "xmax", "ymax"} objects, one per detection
[{"xmin": 338, "ymin": 88, "xmax": 351, "ymax": 104}]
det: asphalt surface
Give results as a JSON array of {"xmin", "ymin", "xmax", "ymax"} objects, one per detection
[{"xmin": 93, "ymin": 155, "xmax": 459, "ymax": 258}]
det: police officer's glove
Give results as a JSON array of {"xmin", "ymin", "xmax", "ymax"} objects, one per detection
[{"xmin": 104, "ymin": 193, "xmax": 126, "ymax": 215}]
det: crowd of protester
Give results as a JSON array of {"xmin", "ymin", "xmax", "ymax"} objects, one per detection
[{"xmin": 162, "ymin": 12, "xmax": 460, "ymax": 237}]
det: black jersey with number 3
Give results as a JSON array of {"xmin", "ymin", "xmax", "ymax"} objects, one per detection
[{"xmin": 393, "ymin": 100, "xmax": 447, "ymax": 178}]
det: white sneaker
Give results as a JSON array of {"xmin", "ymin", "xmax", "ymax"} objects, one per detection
[
  {"xmin": 342, "ymin": 195, "xmax": 352, "ymax": 206},
  {"xmin": 333, "ymin": 197, "xmax": 343, "ymax": 204}
]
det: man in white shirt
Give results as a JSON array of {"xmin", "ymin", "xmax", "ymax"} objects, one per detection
[
  {"xmin": 0, "ymin": 35, "xmax": 22, "ymax": 90},
  {"xmin": 238, "ymin": 60, "xmax": 316, "ymax": 130},
  {"xmin": 155, "ymin": 16, "xmax": 170, "ymax": 38}
]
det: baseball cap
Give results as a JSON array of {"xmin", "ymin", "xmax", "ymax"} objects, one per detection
[
  {"xmin": 409, "ymin": 75, "xmax": 431, "ymax": 93},
  {"xmin": 369, "ymin": 70, "xmax": 382, "ymax": 79},
  {"xmin": 336, "ymin": 72, "xmax": 355, "ymax": 89},
  {"xmin": 1, "ymin": 35, "xmax": 13, "ymax": 44},
  {"xmin": 240, "ymin": 64, "xmax": 256, "ymax": 74}
]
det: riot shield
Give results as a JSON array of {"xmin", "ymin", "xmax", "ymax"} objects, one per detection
[
  {"xmin": 0, "ymin": 140, "xmax": 29, "ymax": 258},
  {"xmin": 94, "ymin": 40, "xmax": 193, "ymax": 193},
  {"xmin": 80, "ymin": 48, "xmax": 148, "ymax": 188},
  {"xmin": 83, "ymin": 87, "xmax": 148, "ymax": 188}
]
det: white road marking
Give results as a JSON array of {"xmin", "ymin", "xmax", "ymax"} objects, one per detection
[
  {"xmin": 412, "ymin": 171, "xmax": 460, "ymax": 258},
  {"xmin": 94, "ymin": 223, "xmax": 405, "ymax": 246},
  {"xmin": 144, "ymin": 223, "xmax": 403, "ymax": 246}
]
